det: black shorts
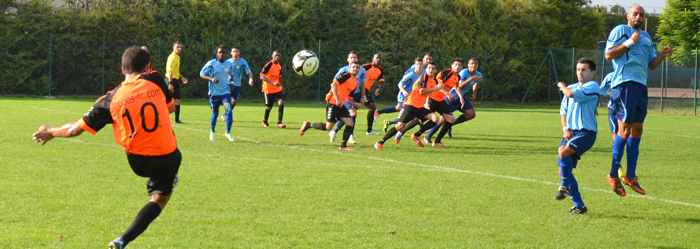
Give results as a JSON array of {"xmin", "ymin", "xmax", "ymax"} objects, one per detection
[
  {"xmin": 264, "ymin": 92, "xmax": 284, "ymax": 107},
  {"xmin": 428, "ymin": 99, "xmax": 452, "ymax": 115},
  {"xmin": 397, "ymin": 105, "xmax": 433, "ymax": 123},
  {"xmin": 126, "ymin": 148, "xmax": 182, "ymax": 196},
  {"xmin": 170, "ymin": 78, "xmax": 182, "ymax": 99},
  {"xmin": 326, "ymin": 103, "xmax": 350, "ymax": 123},
  {"xmin": 363, "ymin": 89, "xmax": 374, "ymax": 105}
]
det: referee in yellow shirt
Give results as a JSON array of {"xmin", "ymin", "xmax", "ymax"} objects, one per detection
[{"xmin": 167, "ymin": 41, "xmax": 189, "ymax": 124}]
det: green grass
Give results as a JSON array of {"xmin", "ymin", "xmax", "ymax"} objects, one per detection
[{"xmin": 1, "ymin": 97, "xmax": 699, "ymax": 248}]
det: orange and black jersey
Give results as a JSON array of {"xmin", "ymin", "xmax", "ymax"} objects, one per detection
[
  {"xmin": 404, "ymin": 74, "xmax": 438, "ymax": 108},
  {"xmin": 362, "ymin": 63, "xmax": 385, "ymax": 90},
  {"xmin": 431, "ymin": 69, "xmax": 459, "ymax": 101},
  {"xmin": 325, "ymin": 72, "xmax": 357, "ymax": 106},
  {"xmin": 260, "ymin": 60, "xmax": 283, "ymax": 94},
  {"xmin": 79, "ymin": 71, "xmax": 177, "ymax": 156}
]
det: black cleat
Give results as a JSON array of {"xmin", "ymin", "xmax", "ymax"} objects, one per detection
[
  {"xmin": 554, "ymin": 186, "xmax": 570, "ymax": 200},
  {"xmin": 569, "ymin": 206, "xmax": 588, "ymax": 214}
]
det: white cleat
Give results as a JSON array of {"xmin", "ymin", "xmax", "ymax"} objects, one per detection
[
  {"xmin": 329, "ymin": 130, "xmax": 336, "ymax": 143},
  {"xmin": 220, "ymin": 114, "xmax": 226, "ymax": 122},
  {"xmin": 225, "ymin": 133, "xmax": 235, "ymax": 141},
  {"xmin": 209, "ymin": 132, "xmax": 215, "ymax": 141},
  {"xmin": 348, "ymin": 135, "xmax": 356, "ymax": 144},
  {"xmin": 366, "ymin": 130, "xmax": 381, "ymax": 135}
]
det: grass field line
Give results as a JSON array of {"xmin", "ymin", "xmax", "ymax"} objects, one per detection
[
  {"xmin": 174, "ymin": 125, "xmax": 700, "ymax": 209},
  {"xmin": 645, "ymin": 131, "xmax": 700, "ymax": 139},
  {"xmin": 30, "ymin": 106, "xmax": 85, "ymax": 115}
]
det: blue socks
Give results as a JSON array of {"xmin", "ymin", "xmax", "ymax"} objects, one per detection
[
  {"xmin": 225, "ymin": 110, "xmax": 233, "ymax": 133},
  {"xmin": 610, "ymin": 135, "xmax": 627, "ymax": 178},
  {"xmin": 559, "ymin": 156, "xmax": 584, "ymax": 207},
  {"xmin": 210, "ymin": 112, "xmax": 218, "ymax": 132},
  {"xmin": 455, "ymin": 114, "xmax": 468, "ymax": 125},
  {"xmin": 626, "ymin": 137, "xmax": 641, "ymax": 179},
  {"xmin": 334, "ymin": 115, "xmax": 356, "ymax": 133},
  {"xmin": 378, "ymin": 106, "xmax": 398, "ymax": 114}
]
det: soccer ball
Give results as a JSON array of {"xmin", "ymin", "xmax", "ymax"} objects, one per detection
[{"xmin": 292, "ymin": 50, "xmax": 319, "ymax": 76}]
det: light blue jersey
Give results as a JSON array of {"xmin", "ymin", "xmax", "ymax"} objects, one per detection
[
  {"xmin": 200, "ymin": 59, "xmax": 233, "ymax": 96},
  {"xmin": 606, "ymin": 24, "xmax": 657, "ymax": 88},
  {"xmin": 560, "ymin": 81, "xmax": 600, "ymax": 132},
  {"xmin": 404, "ymin": 64, "xmax": 426, "ymax": 75},
  {"xmin": 225, "ymin": 58, "xmax": 252, "ymax": 87},
  {"xmin": 397, "ymin": 71, "xmax": 421, "ymax": 103},
  {"xmin": 335, "ymin": 65, "xmax": 366, "ymax": 94},
  {"xmin": 450, "ymin": 69, "xmax": 483, "ymax": 99},
  {"xmin": 599, "ymin": 72, "xmax": 615, "ymax": 108}
]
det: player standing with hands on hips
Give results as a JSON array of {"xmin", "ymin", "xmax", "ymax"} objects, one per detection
[
  {"xmin": 33, "ymin": 46, "xmax": 182, "ymax": 248},
  {"xmin": 604, "ymin": 5, "xmax": 673, "ymax": 196},
  {"xmin": 552, "ymin": 58, "xmax": 600, "ymax": 214}
]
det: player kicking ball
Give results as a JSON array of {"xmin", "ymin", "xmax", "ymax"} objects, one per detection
[
  {"xmin": 552, "ymin": 58, "xmax": 600, "ymax": 214},
  {"xmin": 300, "ymin": 62, "xmax": 362, "ymax": 150}
]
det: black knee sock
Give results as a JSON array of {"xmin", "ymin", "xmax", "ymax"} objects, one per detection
[
  {"xmin": 175, "ymin": 105, "xmax": 181, "ymax": 121},
  {"xmin": 434, "ymin": 122, "xmax": 453, "ymax": 143},
  {"xmin": 414, "ymin": 121, "xmax": 436, "ymax": 137},
  {"xmin": 379, "ymin": 127, "xmax": 398, "ymax": 144},
  {"xmin": 264, "ymin": 108, "xmax": 271, "ymax": 122},
  {"xmin": 367, "ymin": 110, "xmax": 374, "ymax": 132},
  {"xmin": 340, "ymin": 125, "xmax": 354, "ymax": 147},
  {"xmin": 311, "ymin": 122, "xmax": 326, "ymax": 130},
  {"xmin": 400, "ymin": 119, "xmax": 421, "ymax": 134},
  {"xmin": 122, "ymin": 202, "xmax": 162, "ymax": 246},
  {"xmin": 278, "ymin": 105, "xmax": 284, "ymax": 123}
]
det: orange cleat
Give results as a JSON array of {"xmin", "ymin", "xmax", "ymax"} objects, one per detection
[
  {"xmin": 300, "ymin": 121, "xmax": 309, "ymax": 136},
  {"xmin": 607, "ymin": 174, "xmax": 626, "ymax": 197},
  {"xmin": 410, "ymin": 134, "xmax": 424, "ymax": 147},
  {"xmin": 622, "ymin": 175, "xmax": 646, "ymax": 195}
]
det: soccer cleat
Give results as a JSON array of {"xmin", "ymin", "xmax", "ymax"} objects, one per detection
[
  {"xmin": 432, "ymin": 142, "xmax": 445, "ymax": 147},
  {"xmin": 108, "ymin": 238, "xmax": 124, "ymax": 249},
  {"xmin": 175, "ymin": 120, "xmax": 185, "ymax": 124},
  {"xmin": 554, "ymin": 186, "xmax": 570, "ymax": 200},
  {"xmin": 348, "ymin": 135, "xmax": 357, "ymax": 144},
  {"xmin": 383, "ymin": 120, "xmax": 390, "ymax": 133},
  {"xmin": 395, "ymin": 131, "xmax": 403, "ymax": 144},
  {"xmin": 447, "ymin": 128, "xmax": 452, "ymax": 138},
  {"xmin": 277, "ymin": 123, "xmax": 286, "ymax": 128},
  {"xmin": 607, "ymin": 174, "xmax": 626, "ymax": 197},
  {"xmin": 423, "ymin": 136, "xmax": 432, "ymax": 144},
  {"xmin": 373, "ymin": 109, "xmax": 380, "ymax": 122},
  {"xmin": 410, "ymin": 134, "xmax": 425, "ymax": 147},
  {"xmin": 569, "ymin": 206, "xmax": 588, "ymax": 214},
  {"xmin": 622, "ymin": 175, "xmax": 646, "ymax": 195},
  {"xmin": 328, "ymin": 130, "xmax": 337, "ymax": 142},
  {"xmin": 374, "ymin": 141, "xmax": 383, "ymax": 150},
  {"xmin": 225, "ymin": 133, "xmax": 235, "ymax": 141},
  {"xmin": 366, "ymin": 130, "xmax": 381, "ymax": 135},
  {"xmin": 209, "ymin": 132, "xmax": 215, "ymax": 141},
  {"xmin": 339, "ymin": 146, "xmax": 354, "ymax": 151},
  {"xmin": 262, "ymin": 120, "xmax": 270, "ymax": 127},
  {"xmin": 300, "ymin": 121, "xmax": 309, "ymax": 136},
  {"xmin": 220, "ymin": 114, "xmax": 226, "ymax": 122}
]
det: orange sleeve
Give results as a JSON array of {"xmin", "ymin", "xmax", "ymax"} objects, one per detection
[{"xmin": 78, "ymin": 117, "xmax": 98, "ymax": 135}]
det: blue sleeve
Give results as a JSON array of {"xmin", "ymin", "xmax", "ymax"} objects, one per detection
[
  {"xmin": 399, "ymin": 74, "xmax": 412, "ymax": 87},
  {"xmin": 404, "ymin": 65, "xmax": 415, "ymax": 75},
  {"xmin": 200, "ymin": 61, "xmax": 212, "ymax": 76},
  {"xmin": 359, "ymin": 67, "xmax": 367, "ymax": 83},
  {"xmin": 459, "ymin": 70, "xmax": 469, "ymax": 82},
  {"xmin": 572, "ymin": 82, "xmax": 600, "ymax": 102},
  {"xmin": 243, "ymin": 60, "xmax": 252, "ymax": 74},
  {"xmin": 334, "ymin": 67, "xmax": 347, "ymax": 78},
  {"xmin": 646, "ymin": 34, "xmax": 658, "ymax": 64},
  {"xmin": 560, "ymin": 96, "xmax": 568, "ymax": 115},
  {"xmin": 599, "ymin": 73, "xmax": 614, "ymax": 96},
  {"xmin": 606, "ymin": 25, "xmax": 625, "ymax": 52},
  {"xmin": 474, "ymin": 71, "xmax": 483, "ymax": 85}
]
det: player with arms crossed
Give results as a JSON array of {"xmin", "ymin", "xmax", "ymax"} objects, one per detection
[
  {"xmin": 166, "ymin": 41, "xmax": 188, "ymax": 124},
  {"xmin": 300, "ymin": 62, "xmax": 362, "ymax": 150},
  {"xmin": 329, "ymin": 51, "xmax": 367, "ymax": 143},
  {"xmin": 220, "ymin": 46, "xmax": 254, "ymax": 122},
  {"xmin": 604, "ymin": 5, "xmax": 673, "ymax": 196},
  {"xmin": 33, "ymin": 46, "xmax": 182, "ymax": 248},
  {"xmin": 260, "ymin": 50, "xmax": 286, "ymax": 128},
  {"xmin": 374, "ymin": 62, "xmax": 443, "ymax": 149},
  {"xmin": 553, "ymin": 58, "xmax": 600, "ymax": 214},
  {"xmin": 200, "ymin": 45, "xmax": 235, "ymax": 141}
]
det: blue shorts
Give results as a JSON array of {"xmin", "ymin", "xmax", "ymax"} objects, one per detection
[
  {"xmin": 610, "ymin": 81, "xmax": 648, "ymax": 124},
  {"xmin": 229, "ymin": 85, "xmax": 241, "ymax": 100},
  {"xmin": 446, "ymin": 97, "xmax": 474, "ymax": 113},
  {"xmin": 559, "ymin": 130, "xmax": 597, "ymax": 159},
  {"xmin": 343, "ymin": 91, "xmax": 362, "ymax": 110},
  {"xmin": 209, "ymin": 93, "xmax": 232, "ymax": 111},
  {"xmin": 608, "ymin": 107, "xmax": 618, "ymax": 134}
]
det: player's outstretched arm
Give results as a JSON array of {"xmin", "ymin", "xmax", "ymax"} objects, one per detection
[
  {"xmin": 649, "ymin": 46, "xmax": 673, "ymax": 70},
  {"xmin": 33, "ymin": 121, "xmax": 85, "ymax": 145}
]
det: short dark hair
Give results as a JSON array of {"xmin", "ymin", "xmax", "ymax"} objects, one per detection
[
  {"xmin": 351, "ymin": 61, "xmax": 361, "ymax": 66},
  {"xmin": 454, "ymin": 57, "xmax": 463, "ymax": 64},
  {"xmin": 215, "ymin": 45, "xmax": 226, "ymax": 53},
  {"xmin": 414, "ymin": 57, "xmax": 422, "ymax": 63},
  {"xmin": 231, "ymin": 46, "xmax": 239, "ymax": 51},
  {"xmin": 424, "ymin": 53, "xmax": 432, "ymax": 57},
  {"xmin": 577, "ymin": 57, "xmax": 596, "ymax": 72},
  {"xmin": 173, "ymin": 41, "xmax": 181, "ymax": 46},
  {"xmin": 122, "ymin": 46, "xmax": 150, "ymax": 74},
  {"xmin": 272, "ymin": 50, "xmax": 280, "ymax": 55},
  {"xmin": 348, "ymin": 51, "xmax": 357, "ymax": 57},
  {"xmin": 468, "ymin": 58, "xmax": 479, "ymax": 64},
  {"xmin": 427, "ymin": 61, "xmax": 437, "ymax": 67}
]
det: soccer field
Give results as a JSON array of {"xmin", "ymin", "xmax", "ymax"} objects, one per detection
[{"xmin": 1, "ymin": 98, "xmax": 699, "ymax": 248}]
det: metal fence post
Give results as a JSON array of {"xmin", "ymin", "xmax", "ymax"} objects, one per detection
[
  {"xmin": 158, "ymin": 36, "xmax": 162, "ymax": 71},
  {"xmin": 318, "ymin": 39, "xmax": 321, "ymax": 103},
  {"xmin": 481, "ymin": 45, "xmax": 487, "ymax": 106},
  {"xmin": 102, "ymin": 34, "xmax": 106, "ymax": 95},
  {"xmin": 571, "ymin": 47, "xmax": 575, "ymax": 84},
  {"xmin": 48, "ymin": 33, "xmax": 53, "ymax": 97},
  {"xmin": 695, "ymin": 48, "xmax": 698, "ymax": 116},
  {"xmin": 660, "ymin": 58, "xmax": 665, "ymax": 113},
  {"xmin": 548, "ymin": 48, "xmax": 552, "ymax": 102}
]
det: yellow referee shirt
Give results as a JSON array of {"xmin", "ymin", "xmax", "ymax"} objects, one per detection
[{"xmin": 166, "ymin": 52, "xmax": 181, "ymax": 79}]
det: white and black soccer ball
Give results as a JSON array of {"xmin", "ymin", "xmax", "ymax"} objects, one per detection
[{"xmin": 292, "ymin": 50, "xmax": 319, "ymax": 76}]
